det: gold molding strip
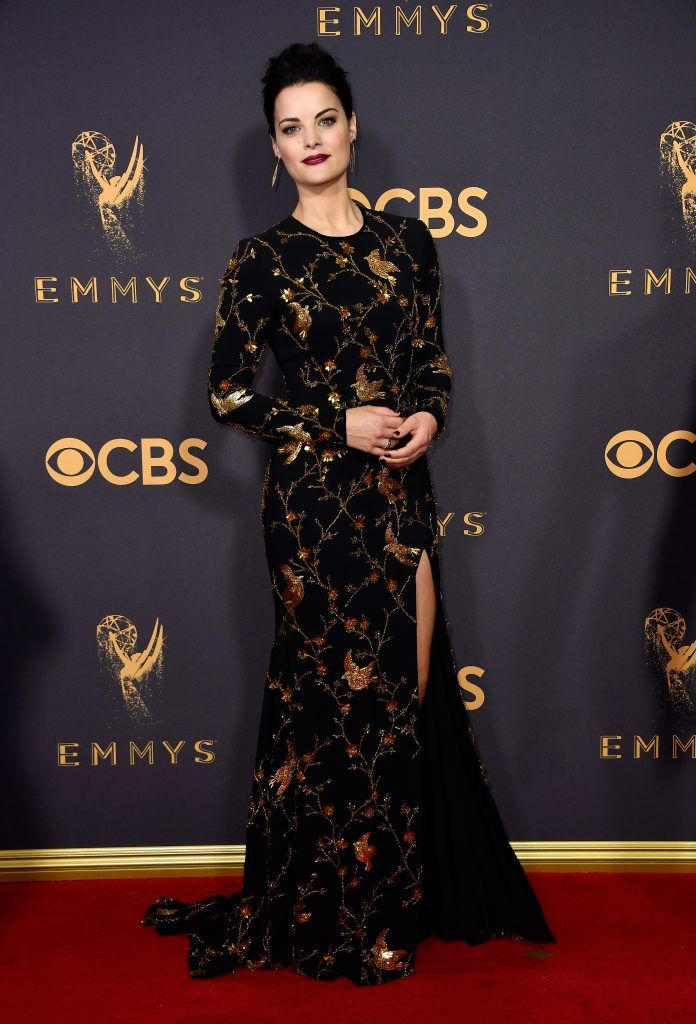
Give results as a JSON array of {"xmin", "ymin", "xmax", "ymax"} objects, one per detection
[{"xmin": 0, "ymin": 842, "xmax": 694, "ymax": 882}]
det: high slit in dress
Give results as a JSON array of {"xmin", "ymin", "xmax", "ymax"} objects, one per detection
[{"xmin": 140, "ymin": 200, "xmax": 556, "ymax": 985}]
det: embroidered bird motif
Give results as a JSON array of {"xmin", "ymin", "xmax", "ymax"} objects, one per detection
[
  {"xmin": 376, "ymin": 463, "xmax": 406, "ymax": 502},
  {"xmin": 354, "ymin": 831, "xmax": 376, "ymax": 871},
  {"xmin": 269, "ymin": 739, "xmax": 297, "ymax": 797},
  {"xmin": 210, "ymin": 385, "xmax": 254, "ymax": 416},
  {"xmin": 384, "ymin": 523, "xmax": 422, "ymax": 567},
  {"xmin": 365, "ymin": 249, "xmax": 399, "ymax": 286},
  {"xmin": 278, "ymin": 564, "xmax": 304, "ymax": 611},
  {"xmin": 287, "ymin": 300, "xmax": 313, "ymax": 339},
  {"xmin": 342, "ymin": 650, "xmax": 376, "ymax": 691},
  {"xmin": 370, "ymin": 928, "xmax": 409, "ymax": 971},
  {"xmin": 275, "ymin": 421, "xmax": 315, "ymax": 465},
  {"xmin": 428, "ymin": 352, "xmax": 452, "ymax": 376},
  {"xmin": 351, "ymin": 364, "xmax": 387, "ymax": 402}
]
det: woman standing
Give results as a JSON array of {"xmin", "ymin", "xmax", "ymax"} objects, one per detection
[{"xmin": 141, "ymin": 41, "xmax": 555, "ymax": 986}]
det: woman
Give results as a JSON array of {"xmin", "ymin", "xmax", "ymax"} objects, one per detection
[{"xmin": 141, "ymin": 41, "xmax": 555, "ymax": 986}]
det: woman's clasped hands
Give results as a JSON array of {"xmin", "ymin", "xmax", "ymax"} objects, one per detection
[{"xmin": 345, "ymin": 405, "xmax": 437, "ymax": 468}]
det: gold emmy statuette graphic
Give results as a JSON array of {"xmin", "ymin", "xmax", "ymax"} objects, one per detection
[
  {"xmin": 659, "ymin": 121, "xmax": 696, "ymax": 244},
  {"xmin": 645, "ymin": 608, "xmax": 696, "ymax": 720},
  {"xmin": 96, "ymin": 614, "xmax": 164, "ymax": 727},
  {"xmin": 71, "ymin": 131, "xmax": 145, "ymax": 256}
]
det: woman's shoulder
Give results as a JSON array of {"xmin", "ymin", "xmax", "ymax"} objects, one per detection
[
  {"xmin": 366, "ymin": 205, "xmax": 429, "ymax": 247},
  {"xmin": 232, "ymin": 221, "xmax": 283, "ymax": 249},
  {"xmin": 217, "ymin": 228, "xmax": 280, "ymax": 291},
  {"xmin": 364, "ymin": 204, "xmax": 420, "ymax": 232},
  {"xmin": 222, "ymin": 223, "xmax": 284, "ymax": 278}
]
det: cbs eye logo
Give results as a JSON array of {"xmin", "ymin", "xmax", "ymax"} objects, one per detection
[
  {"xmin": 45, "ymin": 437, "xmax": 208, "ymax": 486},
  {"xmin": 605, "ymin": 430, "xmax": 696, "ymax": 478}
]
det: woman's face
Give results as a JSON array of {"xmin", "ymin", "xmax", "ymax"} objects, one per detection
[{"xmin": 271, "ymin": 80, "xmax": 356, "ymax": 186}]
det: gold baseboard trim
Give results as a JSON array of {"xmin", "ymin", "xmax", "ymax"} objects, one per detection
[{"xmin": 1, "ymin": 842, "xmax": 694, "ymax": 882}]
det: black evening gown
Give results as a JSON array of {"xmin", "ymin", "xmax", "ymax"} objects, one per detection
[{"xmin": 140, "ymin": 200, "xmax": 555, "ymax": 985}]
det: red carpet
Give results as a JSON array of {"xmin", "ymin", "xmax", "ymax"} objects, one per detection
[{"xmin": 5, "ymin": 873, "xmax": 694, "ymax": 1023}]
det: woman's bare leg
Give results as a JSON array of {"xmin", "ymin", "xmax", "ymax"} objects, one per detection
[{"xmin": 415, "ymin": 548, "xmax": 437, "ymax": 708}]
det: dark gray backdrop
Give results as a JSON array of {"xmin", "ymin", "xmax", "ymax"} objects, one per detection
[{"xmin": 1, "ymin": 0, "xmax": 694, "ymax": 850}]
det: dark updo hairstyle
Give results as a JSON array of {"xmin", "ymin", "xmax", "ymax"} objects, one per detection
[{"xmin": 261, "ymin": 42, "xmax": 354, "ymax": 138}]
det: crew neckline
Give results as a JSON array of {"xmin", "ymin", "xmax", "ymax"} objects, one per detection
[{"xmin": 287, "ymin": 201, "xmax": 368, "ymax": 239}]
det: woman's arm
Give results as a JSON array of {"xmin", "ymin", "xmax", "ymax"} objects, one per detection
[
  {"xmin": 408, "ymin": 218, "xmax": 453, "ymax": 440},
  {"xmin": 207, "ymin": 236, "xmax": 347, "ymax": 450}
]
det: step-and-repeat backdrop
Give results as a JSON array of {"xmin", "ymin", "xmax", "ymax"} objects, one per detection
[{"xmin": 2, "ymin": 0, "xmax": 694, "ymax": 850}]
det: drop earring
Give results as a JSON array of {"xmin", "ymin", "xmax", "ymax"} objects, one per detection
[
  {"xmin": 349, "ymin": 138, "xmax": 356, "ymax": 174},
  {"xmin": 271, "ymin": 156, "xmax": 281, "ymax": 189}
]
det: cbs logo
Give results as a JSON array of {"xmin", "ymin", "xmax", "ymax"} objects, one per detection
[
  {"xmin": 349, "ymin": 188, "xmax": 488, "ymax": 237},
  {"xmin": 605, "ymin": 430, "xmax": 696, "ymax": 478},
  {"xmin": 45, "ymin": 437, "xmax": 208, "ymax": 486}
]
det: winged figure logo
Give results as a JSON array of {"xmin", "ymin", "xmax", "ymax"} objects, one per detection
[{"xmin": 71, "ymin": 130, "xmax": 146, "ymax": 256}]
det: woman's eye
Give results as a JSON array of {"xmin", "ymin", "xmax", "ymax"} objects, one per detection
[{"xmin": 282, "ymin": 117, "xmax": 336, "ymax": 135}]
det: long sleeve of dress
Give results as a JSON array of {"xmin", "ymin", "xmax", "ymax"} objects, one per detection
[
  {"xmin": 208, "ymin": 236, "xmax": 348, "ymax": 451},
  {"xmin": 409, "ymin": 219, "xmax": 453, "ymax": 439}
]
